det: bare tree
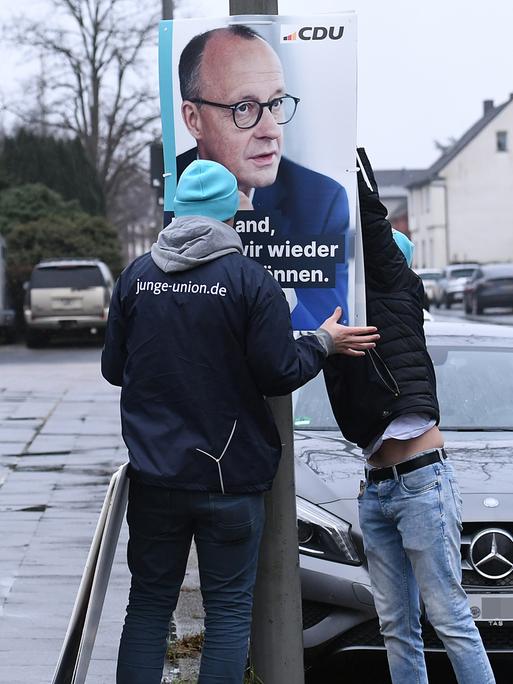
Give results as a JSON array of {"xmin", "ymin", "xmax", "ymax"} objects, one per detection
[{"xmin": 5, "ymin": 0, "xmax": 162, "ymax": 216}]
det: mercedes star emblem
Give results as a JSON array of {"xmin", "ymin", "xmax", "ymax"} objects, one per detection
[
  {"xmin": 483, "ymin": 497, "xmax": 499, "ymax": 508},
  {"xmin": 470, "ymin": 528, "xmax": 513, "ymax": 580}
]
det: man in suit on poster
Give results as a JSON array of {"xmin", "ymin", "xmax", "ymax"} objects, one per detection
[{"xmin": 175, "ymin": 24, "xmax": 350, "ymax": 329}]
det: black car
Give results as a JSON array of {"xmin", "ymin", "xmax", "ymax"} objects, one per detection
[{"xmin": 464, "ymin": 264, "xmax": 513, "ymax": 315}]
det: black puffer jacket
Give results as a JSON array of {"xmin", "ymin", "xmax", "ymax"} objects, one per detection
[{"xmin": 324, "ymin": 149, "xmax": 439, "ymax": 449}]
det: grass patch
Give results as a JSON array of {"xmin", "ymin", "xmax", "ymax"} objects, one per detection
[
  {"xmin": 166, "ymin": 633, "xmax": 263, "ymax": 683},
  {"xmin": 167, "ymin": 631, "xmax": 204, "ymax": 661}
]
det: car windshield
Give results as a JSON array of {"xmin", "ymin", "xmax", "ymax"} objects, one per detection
[
  {"xmin": 31, "ymin": 266, "xmax": 104, "ymax": 288},
  {"xmin": 293, "ymin": 341, "xmax": 513, "ymax": 431},
  {"xmin": 419, "ymin": 272, "xmax": 442, "ymax": 281},
  {"xmin": 448, "ymin": 268, "xmax": 476, "ymax": 279}
]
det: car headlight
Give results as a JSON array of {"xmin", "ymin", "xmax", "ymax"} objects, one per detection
[{"xmin": 296, "ymin": 497, "xmax": 361, "ymax": 565}]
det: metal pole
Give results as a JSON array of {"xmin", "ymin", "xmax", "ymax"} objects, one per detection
[
  {"xmin": 250, "ymin": 396, "xmax": 305, "ymax": 684},
  {"xmin": 228, "ymin": 4, "xmax": 305, "ymax": 683},
  {"xmin": 162, "ymin": 0, "xmax": 173, "ymax": 20}
]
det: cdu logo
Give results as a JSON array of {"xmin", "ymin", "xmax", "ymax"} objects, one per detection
[{"xmin": 281, "ymin": 25, "xmax": 344, "ymax": 43}]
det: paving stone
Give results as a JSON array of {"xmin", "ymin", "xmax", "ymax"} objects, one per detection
[{"xmin": 0, "ymin": 346, "xmax": 203, "ymax": 680}]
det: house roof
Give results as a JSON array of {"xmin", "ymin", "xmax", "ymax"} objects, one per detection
[
  {"xmin": 406, "ymin": 96, "xmax": 513, "ymax": 188},
  {"xmin": 374, "ymin": 169, "xmax": 425, "ymax": 188}
]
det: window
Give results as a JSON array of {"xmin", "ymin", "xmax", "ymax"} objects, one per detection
[
  {"xmin": 497, "ymin": 130, "xmax": 508, "ymax": 152},
  {"xmin": 31, "ymin": 266, "xmax": 105, "ymax": 288}
]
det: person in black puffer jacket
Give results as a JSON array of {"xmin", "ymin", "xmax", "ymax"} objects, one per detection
[{"xmin": 324, "ymin": 150, "xmax": 494, "ymax": 684}]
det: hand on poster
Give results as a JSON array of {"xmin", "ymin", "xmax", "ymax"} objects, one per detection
[{"xmin": 320, "ymin": 306, "xmax": 379, "ymax": 357}]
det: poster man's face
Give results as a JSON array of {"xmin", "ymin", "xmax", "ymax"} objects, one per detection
[{"xmin": 182, "ymin": 34, "xmax": 285, "ymax": 195}]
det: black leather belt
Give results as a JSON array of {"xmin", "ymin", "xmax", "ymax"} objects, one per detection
[{"xmin": 366, "ymin": 448, "xmax": 447, "ymax": 484}]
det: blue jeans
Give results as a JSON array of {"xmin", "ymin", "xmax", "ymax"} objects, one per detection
[
  {"xmin": 116, "ymin": 480, "xmax": 265, "ymax": 684},
  {"xmin": 358, "ymin": 458, "xmax": 495, "ymax": 684}
]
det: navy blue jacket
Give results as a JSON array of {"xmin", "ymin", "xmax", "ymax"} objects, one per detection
[{"xmin": 102, "ymin": 251, "xmax": 327, "ymax": 492}]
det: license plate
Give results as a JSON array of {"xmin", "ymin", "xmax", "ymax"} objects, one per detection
[
  {"xmin": 52, "ymin": 298, "xmax": 81, "ymax": 309},
  {"xmin": 468, "ymin": 594, "xmax": 513, "ymax": 621}
]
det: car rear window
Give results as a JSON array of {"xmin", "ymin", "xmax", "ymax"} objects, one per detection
[
  {"xmin": 31, "ymin": 266, "xmax": 105, "ymax": 288},
  {"xmin": 449, "ymin": 268, "xmax": 476, "ymax": 279},
  {"xmin": 482, "ymin": 265, "xmax": 513, "ymax": 280}
]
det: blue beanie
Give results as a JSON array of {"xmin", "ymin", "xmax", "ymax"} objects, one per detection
[
  {"xmin": 392, "ymin": 229, "xmax": 415, "ymax": 267},
  {"xmin": 174, "ymin": 160, "xmax": 239, "ymax": 221}
]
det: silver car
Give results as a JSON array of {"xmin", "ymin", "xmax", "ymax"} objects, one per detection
[
  {"xmin": 24, "ymin": 259, "xmax": 114, "ymax": 347},
  {"xmin": 415, "ymin": 268, "xmax": 443, "ymax": 306},
  {"xmin": 294, "ymin": 321, "xmax": 513, "ymax": 662},
  {"xmin": 434, "ymin": 264, "xmax": 479, "ymax": 308}
]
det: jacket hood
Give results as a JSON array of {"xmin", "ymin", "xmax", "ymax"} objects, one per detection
[{"xmin": 151, "ymin": 215, "xmax": 243, "ymax": 273}]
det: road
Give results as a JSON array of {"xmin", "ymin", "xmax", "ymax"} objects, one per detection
[{"xmin": 428, "ymin": 301, "xmax": 513, "ymax": 326}]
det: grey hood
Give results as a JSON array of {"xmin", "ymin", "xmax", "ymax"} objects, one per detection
[{"xmin": 151, "ymin": 215, "xmax": 243, "ymax": 273}]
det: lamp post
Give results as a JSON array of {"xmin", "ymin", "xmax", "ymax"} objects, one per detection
[{"xmin": 228, "ymin": 4, "xmax": 305, "ymax": 684}]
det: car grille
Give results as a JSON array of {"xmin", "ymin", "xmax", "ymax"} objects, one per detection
[
  {"xmin": 333, "ymin": 618, "xmax": 513, "ymax": 653},
  {"xmin": 460, "ymin": 523, "xmax": 513, "ymax": 590},
  {"xmin": 302, "ymin": 600, "xmax": 332, "ymax": 630},
  {"xmin": 462, "ymin": 569, "xmax": 513, "ymax": 588}
]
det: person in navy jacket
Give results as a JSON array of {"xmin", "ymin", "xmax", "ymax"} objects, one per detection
[
  {"xmin": 102, "ymin": 160, "xmax": 378, "ymax": 684},
  {"xmin": 174, "ymin": 24, "xmax": 350, "ymax": 330}
]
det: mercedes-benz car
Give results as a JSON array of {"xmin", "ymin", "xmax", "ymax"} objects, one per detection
[{"xmin": 294, "ymin": 321, "xmax": 513, "ymax": 663}]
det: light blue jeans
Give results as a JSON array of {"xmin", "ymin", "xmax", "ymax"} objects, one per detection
[{"xmin": 358, "ymin": 457, "xmax": 495, "ymax": 684}]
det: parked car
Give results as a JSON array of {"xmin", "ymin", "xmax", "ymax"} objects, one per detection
[
  {"xmin": 463, "ymin": 263, "xmax": 513, "ymax": 315},
  {"xmin": 0, "ymin": 235, "xmax": 16, "ymax": 343},
  {"xmin": 24, "ymin": 258, "xmax": 114, "ymax": 347},
  {"xmin": 434, "ymin": 263, "xmax": 479, "ymax": 308},
  {"xmin": 415, "ymin": 268, "xmax": 443, "ymax": 306},
  {"xmin": 293, "ymin": 321, "xmax": 513, "ymax": 663}
]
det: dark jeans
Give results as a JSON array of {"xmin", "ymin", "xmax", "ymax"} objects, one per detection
[{"xmin": 116, "ymin": 480, "xmax": 265, "ymax": 684}]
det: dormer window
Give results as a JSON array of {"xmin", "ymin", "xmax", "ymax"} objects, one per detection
[{"xmin": 497, "ymin": 131, "xmax": 508, "ymax": 152}]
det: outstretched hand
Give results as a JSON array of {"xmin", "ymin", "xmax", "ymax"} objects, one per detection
[{"xmin": 320, "ymin": 306, "xmax": 379, "ymax": 357}]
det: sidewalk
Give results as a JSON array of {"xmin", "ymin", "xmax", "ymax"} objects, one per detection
[{"xmin": 0, "ymin": 346, "xmax": 202, "ymax": 683}]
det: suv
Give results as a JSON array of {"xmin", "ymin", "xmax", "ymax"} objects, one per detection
[
  {"xmin": 24, "ymin": 259, "xmax": 114, "ymax": 347},
  {"xmin": 434, "ymin": 263, "xmax": 479, "ymax": 308}
]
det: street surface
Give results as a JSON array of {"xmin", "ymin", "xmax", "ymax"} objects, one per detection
[
  {"xmin": 0, "ymin": 341, "xmax": 203, "ymax": 683},
  {"xmin": 0, "ymin": 303, "xmax": 512, "ymax": 683}
]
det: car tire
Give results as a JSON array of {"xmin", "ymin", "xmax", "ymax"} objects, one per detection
[{"xmin": 26, "ymin": 330, "xmax": 48, "ymax": 349}]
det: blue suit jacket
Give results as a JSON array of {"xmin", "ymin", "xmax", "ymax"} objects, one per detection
[{"xmin": 174, "ymin": 148, "xmax": 350, "ymax": 329}]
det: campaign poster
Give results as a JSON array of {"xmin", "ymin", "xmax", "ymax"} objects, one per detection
[{"xmin": 159, "ymin": 14, "xmax": 358, "ymax": 329}]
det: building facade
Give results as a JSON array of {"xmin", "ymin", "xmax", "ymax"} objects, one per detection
[{"xmin": 407, "ymin": 96, "xmax": 513, "ymax": 268}]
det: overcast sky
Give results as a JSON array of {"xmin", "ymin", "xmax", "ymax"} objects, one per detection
[{"xmin": 1, "ymin": 0, "xmax": 512, "ymax": 169}]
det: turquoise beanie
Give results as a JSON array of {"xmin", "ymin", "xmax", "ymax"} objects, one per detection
[
  {"xmin": 174, "ymin": 160, "xmax": 239, "ymax": 221},
  {"xmin": 392, "ymin": 229, "xmax": 415, "ymax": 267}
]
